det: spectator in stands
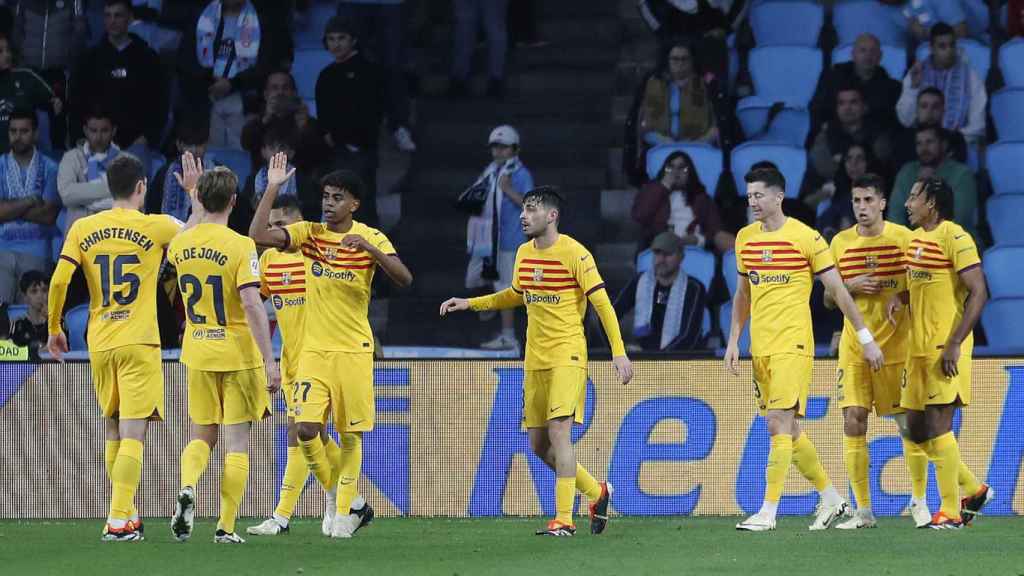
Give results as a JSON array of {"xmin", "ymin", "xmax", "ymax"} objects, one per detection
[
  {"xmin": 241, "ymin": 70, "xmax": 327, "ymax": 174},
  {"xmin": 72, "ymin": 0, "xmax": 165, "ymax": 173},
  {"xmin": 903, "ymin": 0, "xmax": 969, "ymax": 40},
  {"xmin": 811, "ymin": 34, "xmax": 901, "ymax": 133},
  {"xmin": 614, "ymin": 230, "xmax": 707, "ymax": 352},
  {"xmin": 636, "ymin": 0, "xmax": 743, "ymax": 83},
  {"xmin": 9, "ymin": 269, "xmax": 48, "ymax": 359},
  {"xmin": 450, "ymin": 0, "xmax": 509, "ymax": 98},
  {"xmin": 150, "ymin": 115, "xmax": 211, "ymax": 219},
  {"xmin": 639, "ymin": 42, "xmax": 718, "ymax": 146},
  {"xmin": 465, "ymin": 125, "xmax": 533, "ymax": 351},
  {"xmin": 631, "ymin": 149, "xmax": 734, "ymax": 254},
  {"xmin": 1010, "ymin": 0, "xmax": 1024, "ymax": 37},
  {"xmin": 0, "ymin": 109, "xmax": 59, "ymax": 304},
  {"xmin": 809, "ymin": 83, "xmax": 891, "ymax": 181},
  {"xmin": 809, "ymin": 143, "xmax": 879, "ymax": 240},
  {"xmin": 0, "ymin": 31, "xmax": 60, "ymax": 154},
  {"xmin": 887, "ymin": 124, "xmax": 977, "ymax": 239},
  {"xmin": 892, "ymin": 87, "xmax": 967, "ymax": 168},
  {"xmin": 127, "ymin": 0, "xmax": 183, "ymax": 54},
  {"xmin": 250, "ymin": 122, "xmax": 298, "ymax": 206},
  {"xmin": 57, "ymin": 109, "xmax": 118, "ymax": 229},
  {"xmin": 178, "ymin": 0, "xmax": 279, "ymax": 149},
  {"xmin": 897, "ymin": 23, "xmax": 986, "ymax": 145}
]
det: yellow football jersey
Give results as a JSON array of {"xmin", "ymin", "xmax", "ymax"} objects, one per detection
[
  {"xmin": 260, "ymin": 248, "xmax": 306, "ymax": 385},
  {"xmin": 168, "ymin": 223, "xmax": 263, "ymax": 371},
  {"xmin": 56, "ymin": 208, "xmax": 180, "ymax": 351},
  {"xmin": 512, "ymin": 234, "xmax": 606, "ymax": 370},
  {"xmin": 905, "ymin": 220, "xmax": 980, "ymax": 357},
  {"xmin": 831, "ymin": 221, "xmax": 912, "ymax": 366},
  {"xmin": 283, "ymin": 220, "xmax": 395, "ymax": 353},
  {"xmin": 735, "ymin": 217, "xmax": 834, "ymax": 357}
]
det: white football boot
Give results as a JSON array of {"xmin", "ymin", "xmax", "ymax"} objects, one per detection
[
  {"xmin": 835, "ymin": 508, "xmax": 877, "ymax": 529},
  {"xmin": 809, "ymin": 500, "xmax": 850, "ymax": 530},
  {"xmin": 736, "ymin": 512, "xmax": 777, "ymax": 531}
]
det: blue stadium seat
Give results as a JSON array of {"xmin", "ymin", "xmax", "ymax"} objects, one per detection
[
  {"xmin": 990, "ymin": 89, "xmax": 1024, "ymax": 141},
  {"xmin": 751, "ymin": 1, "xmax": 823, "ymax": 46},
  {"xmin": 645, "ymin": 143, "xmax": 724, "ymax": 197},
  {"xmin": 291, "ymin": 49, "xmax": 334, "ymax": 100},
  {"xmin": 719, "ymin": 302, "xmax": 751, "ymax": 354},
  {"xmin": 208, "ymin": 148, "xmax": 252, "ymax": 190},
  {"xmin": 916, "ymin": 39, "xmax": 991, "ymax": 83},
  {"xmin": 983, "ymin": 245, "xmax": 1024, "ymax": 299},
  {"xmin": 731, "ymin": 142, "xmax": 807, "ymax": 199},
  {"xmin": 304, "ymin": 98, "xmax": 318, "ymax": 118},
  {"xmin": 833, "ymin": 0, "xmax": 908, "ymax": 46},
  {"xmin": 748, "ymin": 46, "xmax": 823, "ymax": 107},
  {"xmin": 998, "ymin": 38, "xmax": 1024, "ymax": 88},
  {"xmin": 65, "ymin": 304, "xmax": 89, "ymax": 351},
  {"xmin": 293, "ymin": 1, "xmax": 337, "ymax": 49},
  {"xmin": 723, "ymin": 249, "xmax": 738, "ymax": 295},
  {"xmin": 987, "ymin": 195, "xmax": 1024, "ymax": 244},
  {"xmin": 832, "ymin": 43, "xmax": 907, "ymax": 81},
  {"xmin": 635, "ymin": 246, "xmax": 713, "ymax": 290},
  {"xmin": 6, "ymin": 304, "xmax": 28, "ymax": 322},
  {"xmin": 981, "ymin": 297, "xmax": 1024, "ymax": 351},
  {"xmin": 149, "ymin": 154, "xmax": 166, "ymax": 182},
  {"xmin": 736, "ymin": 100, "xmax": 811, "ymax": 147},
  {"xmin": 986, "ymin": 142, "xmax": 1024, "ymax": 196}
]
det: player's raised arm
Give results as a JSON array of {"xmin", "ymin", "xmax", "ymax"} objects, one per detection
[
  {"xmin": 723, "ymin": 273, "xmax": 750, "ymax": 376},
  {"xmin": 175, "ymin": 151, "xmax": 205, "ymax": 232},
  {"xmin": 249, "ymin": 152, "xmax": 295, "ymax": 249},
  {"xmin": 819, "ymin": 267, "xmax": 884, "ymax": 370}
]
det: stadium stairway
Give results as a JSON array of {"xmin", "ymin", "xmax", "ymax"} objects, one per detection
[{"xmin": 383, "ymin": 0, "xmax": 625, "ymax": 347}]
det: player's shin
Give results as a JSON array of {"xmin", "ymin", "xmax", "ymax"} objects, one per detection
[
  {"xmin": 109, "ymin": 439, "xmax": 144, "ymax": 521},
  {"xmin": 763, "ymin": 434, "xmax": 793, "ymax": 516},
  {"xmin": 218, "ymin": 453, "xmax": 250, "ymax": 534},
  {"xmin": 324, "ymin": 435, "xmax": 343, "ymax": 490},
  {"xmin": 575, "ymin": 463, "xmax": 602, "ymax": 501},
  {"xmin": 793, "ymin": 434, "xmax": 842, "ymax": 505},
  {"xmin": 843, "ymin": 435, "xmax": 870, "ymax": 510},
  {"xmin": 299, "ymin": 435, "xmax": 334, "ymax": 490},
  {"xmin": 273, "ymin": 447, "xmax": 308, "ymax": 522},
  {"xmin": 180, "ymin": 439, "xmax": 212, "ymax": 489},
  {"xmin": 335, "ymin": 432, "xmax": 362, "ymax": 515},
  {"xmin": 928, "ymin": 432, "xmax": 964, "ymax": 519}
]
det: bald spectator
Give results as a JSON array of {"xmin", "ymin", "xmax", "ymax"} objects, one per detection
[{"xmin": 812, "ymin": 33, "xmax": 902, "ymax": 132}]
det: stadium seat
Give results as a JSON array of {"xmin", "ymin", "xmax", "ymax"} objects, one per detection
[
  {"xmin": 984, "ymin": 245, "xmax": 1024, "ymax": 299},
  {"xmin": 986, "ymin": 142, "xmax": 1024, "ymax": 196},
  {"xmin": 987, "ymin": 195, "xmax": 1024, "ymax": 245},
  {"xmin": 831, "ymin": 43, "xmax": 907, "ymax": 81},
  {"xmin": 65, "ymin": 304, "xmax": 89, "ymax": 351},
  {"xmin": 723, "ymin": 249, "xmax": 737, "ymax": 295},
  {"xmin": 149, "ymin": 154, "xmax": 166, "ymax": 182},
  {"xmin": 981, "ymin": 297, "xmax": 1024, "ymax": 351},
  {"xmin": 645, "ymin": 143, "xmax": 724, "ymax": 196},
  {"xmin": 291, "ymin": 49, "xmax": 334, "ymax": 100},
  {"xmin": 833, "ymin": 0, "xmax": 907, "ymax": 46},
  {"xmin": 916, "ymin": 39, "xmax": 991, "ymax": 83},
  {"xmin": 998, "ymin": 38, "xmax": 1024, "ymax": 88},
  {"xmin": 747, "ymin": 46, "xmax": 823, "ymax": 107},
  {"xmin": 990, "ymin": 89, "xmax": 1024, "ymax": 141},
  {"xmin": 635, "ymin": 246, "xmax": 714, "ymax": 290},
  {"xmin": 730, "ymin": 142, "xmax": 807, "ymax": 199},
  {"xmin": 207, "ymin": 148, "xmax": 252, "ymax": 190},
  {"xmin": 292, "ymin": 0, "xmax": 337, "ymax": 49},
  {"xmin": 719, "ymin": 302, "xmax": 751, "ymax": 354},
  {"xmin": 304, "ymin": 98, "xmax": 318, "ymax": 118},
  {"xmin": 6, "ymin": 304, "xmax": 28, "ymax": 322},
  {"xmin": 750, "ymin": 1, "xmax": 823, "ymax": 46},
  {"xmin": 736, "ymin": 100, "xmax": 811, "ymax": 148}
]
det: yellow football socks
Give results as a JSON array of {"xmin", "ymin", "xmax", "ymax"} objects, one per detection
[
  {"xmin": 792, "ymin": 434, "xmax": 829, "ymax": 492},
  {"xmin": 958, "ymin": 460, "xmax": 982, "ymax": 496},
  {"xmin": 218, "ymin": 452, "xmax": 249, "ymax": 534},
  {"xmin": 180, "ymin": 439, "xmax": 211, "ymax": 489},
  {"xmin": 843, "ymin": 435, "xmax": 870, "ymax": 509},
  {"xmin": 299, "ymin": 436, "xmax": 333, "ymax": 490},
  {"xmin": 274, "ymin": 447, "xmax": 307, "ymax": 520},
  {"xmin": 927, "ymin": 432, "xmax": 963, "ymax": 518},
  {"xmin": 902, "ymin": 437, "xmax": 929, "ymax": 501},
  {"xmin": 555, "ymin": 476, "xmax": 575, "ymax": 525},
  {"xmin": 109, "ymin": 438, "xmax": 143, "ymax": 521},
  {"xmin": 335, "ymin": 433, "xmax": 362, "ymax": 515},
  {"xmin": 325, "ymin": 436, "xmax": 343, "ymax": 491},
  {"xmin": 575, "ymin": 464, "xmax": 602, "ymax": 501},
  {"xmin": 104, "ymin": 440, "xmax": 120, "ymax": 479},
  {"xmin": 765, "ymin": 434, "xmax": 793, "ymax": 503}
]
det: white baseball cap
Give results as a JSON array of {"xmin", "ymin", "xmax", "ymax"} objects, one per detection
[{"xmin": 488, "ymin": 125, "xmax": 520, "ymax": 146}]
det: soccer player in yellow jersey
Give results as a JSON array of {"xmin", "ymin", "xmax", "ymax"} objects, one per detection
[
  {"xmin": 46, "ymin": 153, "xmax": 192, "ymax": 541},
  {"xmin": 247, "ymin": 194, "xmax": 373, "ymax": 537},
  {"xmin": 167, "ymin": 163, "xmax": 282, "ymax": 544},
  {"xmin": 725, "ymin": 168, "xmax": 884, "ymax": 532},
  {"xmin": 249, "ymin": 153, "xmax": 413, "ymax": 539},
  {"xmin": 821, "ymin": 174, "xmax": 931, "ymax": 529},
  {"xmin": 440, "ymin": 186, "xmax": 633, "ymax": 537},
  {"xmin": 886, "ymin": 177, "xmax": 992, "ymax": 529}
]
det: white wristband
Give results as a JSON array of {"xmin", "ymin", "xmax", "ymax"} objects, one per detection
[{"xmin": 857, "ymin": 328, "xmax": 874, "ymax": 345}]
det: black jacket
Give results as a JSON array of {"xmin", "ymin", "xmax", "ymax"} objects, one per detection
[
  {"xmin": 812, "ymin": 62, "xmax": 902, "ymax": 134},
  {"xmin": 614, "ymin": 273, "xmax": 708, "ymax": 351},
  {"xmin": 72, "ymin": 33, "xmax": 167, "ymax": 147},
  {"xmin": 315, "ymin": 52, "xmax": 383, "ymax": 152}
]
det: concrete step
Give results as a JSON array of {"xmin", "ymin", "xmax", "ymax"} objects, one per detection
[
  {"xmin": 600, "ymin": 188, "xmax": 638, "ymax": 221},
  {"xmin": 418, "ymin": 70, "xmax": 615, "ymax": 98},
  {"xmin": 538, "ymin": 17, "xmax": 622, "ymax": 44},
  {"xmin": 417, "ymin": 94, "xmax": 609, "ymax": 124}
]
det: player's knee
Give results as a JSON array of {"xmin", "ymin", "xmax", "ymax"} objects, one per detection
[
  {"xmin": 296, "ymin": 422, "xmax": 321, "ymax": 441},
  {"xmin": 529, "ymin": 435, "xmax": 548, "ymax": 457},
  {"xmin": 286, "ymin": 422, "xmax": 300, "ymax": 446}
]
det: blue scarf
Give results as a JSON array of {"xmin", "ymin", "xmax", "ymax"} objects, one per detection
[
  {"xmin": 196, "ymin": 0, "xmax": 261, "ymax": 79},
  {"xmin": 0, "ymin": 150, "xmax": 47, "ymax": 243},
  {"xmin": 84, "ymin": 142, "xmax": 121, "ymax": 181},
  {"xmin": 254, "ymin": 164, "xmax": 297, "ymax": 204},
  {"xmin": 634, "ymin": 266, "xmax": 690, "ymax": 350},
  {"xmin": 922, "ymin": 55, "xmax": 970, "ymax": 130}
]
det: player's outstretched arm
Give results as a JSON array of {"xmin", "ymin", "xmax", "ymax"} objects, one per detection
[
  {"xmin": 45, "ymin": 255, "xmax": 77, "ymax": 361},
  {"xmin": 723, "ymin": 274, "xmax": 750, "ymax": 376},
  {"xmin": 439, "ymin": 297, "xmax": 470, "ymax": 316},
  {"xmin": 587, "ymin": 287, "xmax": 633, "ymax": 384},
  {"xmin": 440, "ymin": 288, "xmax": 522, "ymax": 317},
  {"xmin": 249, "ymin": 151, "xmax": 294, "ymax": 250},
  {"xmin": 819, "ymin": 267, "xmax": 884, "ymax": 370},
  {"xmin": 240, "ymin": 285, "xmax": 281, "ymax": 394},
  {"xmin": 941, "ymin": 266, "xmax": 988, "ymax": 377}
]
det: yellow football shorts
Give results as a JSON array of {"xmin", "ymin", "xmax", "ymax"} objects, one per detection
[
  {"xmin": 523, "ymin": 366, "xmax": 587, "ymax": 428},
  {"xmin": 900, "ymin": 354, "xmax": 971, "ymax": 411},
  {"xmin": 837, "ymin": 362, "xmax": 905, "ymax": 416},
  {"xmin": 752, "ymin": 354, "xmax": 812, "ymax": 417},
  {"xmin": 293, "ymin": 350, "xmax": 374, "ymax": 432},
  {"xmin": 187, "ymin": 366, "xmax": 272, "ymax": 425},
  {"xmin": 91, "ymin": 344, "xmax": 164, "ymax": 420}
]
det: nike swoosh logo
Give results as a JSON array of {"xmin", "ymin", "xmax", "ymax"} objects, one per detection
[
  {"xmin": 770, "ymin": 399, "xmax": 780, "ymax": 404},
  {"xmin": 550, "ymin": 405, "xmax": 562, "ymax": 412},
  {"xmin": 349, "ymin": 419, "xmax": 364, "ymax": 426},
  {"xmin": 954, "ymin": 235, "xmax": 965, "ymax": 239},
  {"xmin": 927, "ymin": 394, "xmax": 939, "ymax": 400},
  {"xmin": 581, "ymin": 255, "xmax": 589, "ymax": 261}
]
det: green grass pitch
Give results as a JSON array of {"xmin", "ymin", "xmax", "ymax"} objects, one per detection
[{"xmin": 2, "ymin": 517, "xmax": 1023, "ymax": 575}]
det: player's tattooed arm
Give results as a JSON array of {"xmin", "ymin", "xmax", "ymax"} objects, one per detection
[{"xmin": 249, "ymin": 152, "xmax": 295, "ymax": 249}]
